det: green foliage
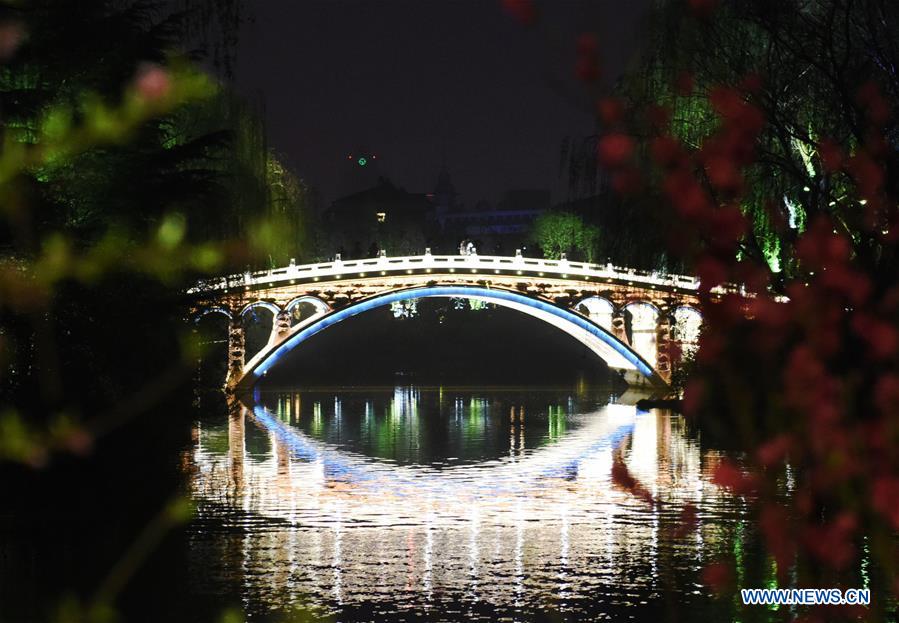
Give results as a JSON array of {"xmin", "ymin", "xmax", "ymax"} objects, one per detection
[
  {"xmin": 578, "ymin": 220, "xmax": 601, "ymax": 263},
  {"xmin": 615, "ymin": 2, "xmax": 899, "ymax": 615},
  {"xmin": 531, "ymin": 210, "xmax": 601, "ymax": 261},
  {"xmin": 619, "ymin": 0, "xmax": 899, "ymax": 278},
  {"xmin": 0, "ymin": 0, "xmax": 314, "ymax": 427},
  {"xmin": 265, "ymin": 152, "xmax": 313, "ymax": 264},
  {"xmin": 0, "ymin": 3, "xmax": 312, "ymax": 619}
]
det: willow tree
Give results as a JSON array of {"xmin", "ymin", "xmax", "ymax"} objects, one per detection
[
  {"xmin": 618, "ymin": 0, "xmax": 899, "ymax": 281},
  {"xmin": 0, "ymin": 2, "xmax": 326, "ymax": 620},
  {"xmin": 266, "ymin": 152, "xmax": 313, "ymax": 265},
  {"xmin": 593, "ymin": 2, "xmax": 899, "ymax": 612},
  {"xmin": 0, "ymin": 0, "xmax": 307, "ymax": 417}
]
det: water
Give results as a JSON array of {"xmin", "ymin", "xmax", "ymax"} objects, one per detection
[{"xmin": 184, "ymin": 386, "xmax": 747, "ymax": 621}]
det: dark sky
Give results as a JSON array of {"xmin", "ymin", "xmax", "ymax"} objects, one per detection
[{"xmin": 235, "ymin": 1, "xmax": 650, "ymax": 209}]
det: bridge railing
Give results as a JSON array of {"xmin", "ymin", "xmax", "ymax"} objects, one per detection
[{"xmin": 188, "ymin": 253, "xmax": 730, "ymax": 296}]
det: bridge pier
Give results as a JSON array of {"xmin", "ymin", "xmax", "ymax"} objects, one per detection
[
  {"xmin": 269, "ymin": 309, "xmax": 292, "ymax": 347},
  {"xmin": 655, "ymin": 314, "xmax": 673, "ymax": 385},
  {"xmin": 611, "ymin": 309, "xmax": 629, "ymax": 346},
  {"xmin": 226, "ymin": 315, "xmax": 246, "ymax": 387},
  {"xmin": 227, "ymin": 401, "xmax": 245, "ymax": 489}
]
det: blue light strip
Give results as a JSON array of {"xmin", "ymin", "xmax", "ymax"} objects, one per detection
[
  {"xmin": 249, "ymin": 403, "xmax": 636, "ymax": 496},
  {"xmin": 240, "ymin": 300, "xmax": 281, "ymax": 317},
  {"xmin": 285, "ymin": 296, "xmax": 329, "ymax": 313},
  {"xmin": 246, "ymin": 286, "xmax": 657, "ymax": 386},
  {"xmin": 192, "ymin": 306, "xmax": 233, "ymax": 322}
]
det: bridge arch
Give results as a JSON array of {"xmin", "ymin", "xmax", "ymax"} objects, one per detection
[
  {"xmin": 191, "ymin": 307, "xmax": 234, "ymax": 387},
  {"xmin": 192, "ymin": 306, "xmax": 233, "ymax": 322},
  {"xmin": 622, "ymin": 302, "xmax": 661, "ymax": 364},
  {"xmin": 285, "ymin": 296, "xmax": 330, "ymax": 324},
  {"xmin": 672, "ymin": 304, "xmax": 702, "ymax": 321},
  {"xmin": 236, "ymin": 285, "xmax": 668, "ymax": 393},
  {"xmin": 623, "ymin": 300, "xmax": 663, "ymax": 316},
  {"xmin": 672, "ymin": 305, "xmax": 703, "ymax": 357},
  {"xmin": 574, "ymin": 296, "xmax": 614, "ymax": 331},
  {"xmin": 240, "ymin": 300, "xmax": 281, "ymax": 317},
  {"xmin": 238, "ymin": 301, "xmax": 281, "ymax": 362}
]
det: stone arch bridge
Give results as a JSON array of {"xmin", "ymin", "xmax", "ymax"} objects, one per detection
[{"xmin": 189, "ymin": 253, "xmax": 713, "ymax": 393}]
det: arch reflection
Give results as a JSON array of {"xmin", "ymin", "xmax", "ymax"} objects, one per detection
[{"xmin": 188, "ymin": 387, "xmax": 738, "ymax": 619}]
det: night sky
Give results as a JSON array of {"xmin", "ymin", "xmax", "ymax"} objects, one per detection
[{"xmin": 235, "ymin": 1, "xmax": 650, "ymax": 209}]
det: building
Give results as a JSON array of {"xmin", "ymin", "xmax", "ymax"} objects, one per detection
[
  {"xmin": 323, "ymin": 177, "xmax": 433, "ymax": 258},
  {"xmin": 435, "ymin": 187, "xmax": 550, "ymax": 255},
  {"xmin": 322, "ymin": 159, "xmax": 550, "ymax": 258}
]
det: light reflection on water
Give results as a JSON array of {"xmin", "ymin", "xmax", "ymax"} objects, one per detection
[{"xmin": 186, "ymin": 387, "xmax": 742, "ymax": 621}]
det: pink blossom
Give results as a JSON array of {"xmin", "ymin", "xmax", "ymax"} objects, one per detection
[
  {"xmin": 759, "ymin": 505, "xmax": 795, "ymax": 580},
  {"xmin": 134, "ymin": 63, "xmax": 172, "ymax": 102},
  {"xmin": 695, "ymin": 255, "xmax": 727, "ymax": 294},
  {"xmin": 597, "ymin": 97, "xmax": 624, "ymax": 125},
  {"xmin": 712, "ymin": 459, "xmax": 757, "ymax": 494},
  {"xmin": 756, "ymin": 434, "xmax": 791, "ymax": 467},
  {"xmin": 873, "ymin": 374, "xmax": 899, "ymax": 416},
  {"xmin": 872, "ymin": 477, "xmax": 899, "ymax": 529},
  {"xmin": 611, "ymin": 457, "xmax": 655, "ymax": 505},
  {"xmin": 651, "ymin": 136, "xmax": 686, "ymax": 168},
  {"xmin": 817, "ymin": 138, "xmax": 844, "ymax": 172},
  {"xmin": 682, "ymin": 379, "xmax": 706, "ymax": 417},
  {"xmin": 0, "ymin": 21, "xmax": 24, "ymax": 61},
  {"xmin": 702, "ymin": 561, "xmax": 732, "ymax": 593},
  {"xmin": 597, "ymin": 133, "xmax": 634, "ymax": 167}
]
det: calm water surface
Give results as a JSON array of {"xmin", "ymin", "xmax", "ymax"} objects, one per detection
[{"xmin": 185, "ymin": 386, "xmax": 747, "ymax": 621}]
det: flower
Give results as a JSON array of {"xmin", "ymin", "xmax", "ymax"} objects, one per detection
[
  {"xmin": 597, "ymin": 133, "xmax": 635, "ymax": 167},
  {"xmin": 871, "ymin": 477, "xmax": 899, "ymax": 529},
  {"xmin": 801, "ymin": 513, "xmax": 857, "ymax": 569},
  {"xmin": 712, "ymin": 458, "xmax": 757, "ymax": 495},
  {"xmin": 695, "ymin": 255, "xmax": 727, "ymax": 294},
  {"xmin": 134, "ymin": 63, "xmax": 172, "ymax": 102},
  {"xmin": 759, "ymin": 504, "xmax": 795, "ymax": 580},
  {"xmin": 611, "ymin": 456, "xmax": 655, "ymax": 505},
  {"xmin": 597, "ymin": 97, "xmax": 625, "ymax": 125},
  {"xmin": 0, "ymin": 21, "xmax": 24, "ymax": 61},
  {"xmin": 702, "ymin": 561, "xmax": 733, "ymax": 594},
  {"xmin": 756, "ymin": 434, "xmax": 791, "ymax": 467},
  {"xmin": 874, "ymin": 373, "xmax": 899, "ymax": 417},
  {"xmin": 817, "ymin": 139, "xmax": 844, "ymax": 172}
]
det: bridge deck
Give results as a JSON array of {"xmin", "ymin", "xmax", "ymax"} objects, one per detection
[{"xmin": 189, "ymin": 254, "xmax": 731, "ymax": 299}]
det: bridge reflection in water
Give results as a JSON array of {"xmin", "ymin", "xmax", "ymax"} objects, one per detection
[{"xmin": 186, "ymin": 388, "xmax": 743, "ymax": 620}]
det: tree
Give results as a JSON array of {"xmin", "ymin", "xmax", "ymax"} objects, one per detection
[
  {"xmin": 578, "ymin": 220, "xmax": 600, "ymax": 263},
  {"xmin": 0, "ymin": 2, "xmax": 309, "ymax": 619},
  {"xmin": 0, "ymin": 0, "xmax": 310, "ymax": 413},
  {"xmin": 619, "ymin": 0, "xmax": 899, "ymax": 281},
  {"xmin": 531, "ymin": 211, "xmax": 600, "ymax": 261},
  {"xmin": 574, "ymin": 0, "xmax": 899, "ymax": 615}
]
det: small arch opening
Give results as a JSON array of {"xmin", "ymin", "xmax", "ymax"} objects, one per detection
[
  {"xmin": 575, "ymin": 297, "xmax": 614, "ymax": 331},
  {"xmin": 673, "ymin": 306, "xmax": 703, "ymax": 360},
  {"xmin": 242, "ymin": 303, "xmax": 277, "ymax": 361},
  {"xmin": 623, "ymin": 302, "xmax": 660, "ymax": 366}
]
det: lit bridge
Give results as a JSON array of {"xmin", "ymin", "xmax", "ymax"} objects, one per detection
[{"xmin": 189, "ymin": 252, "xmax": 711, "ymax": 392}]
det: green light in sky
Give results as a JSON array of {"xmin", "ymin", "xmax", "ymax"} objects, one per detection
[{"xmin": 357, "ymin": 156, "xmax": 368, "ymax": 166}]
